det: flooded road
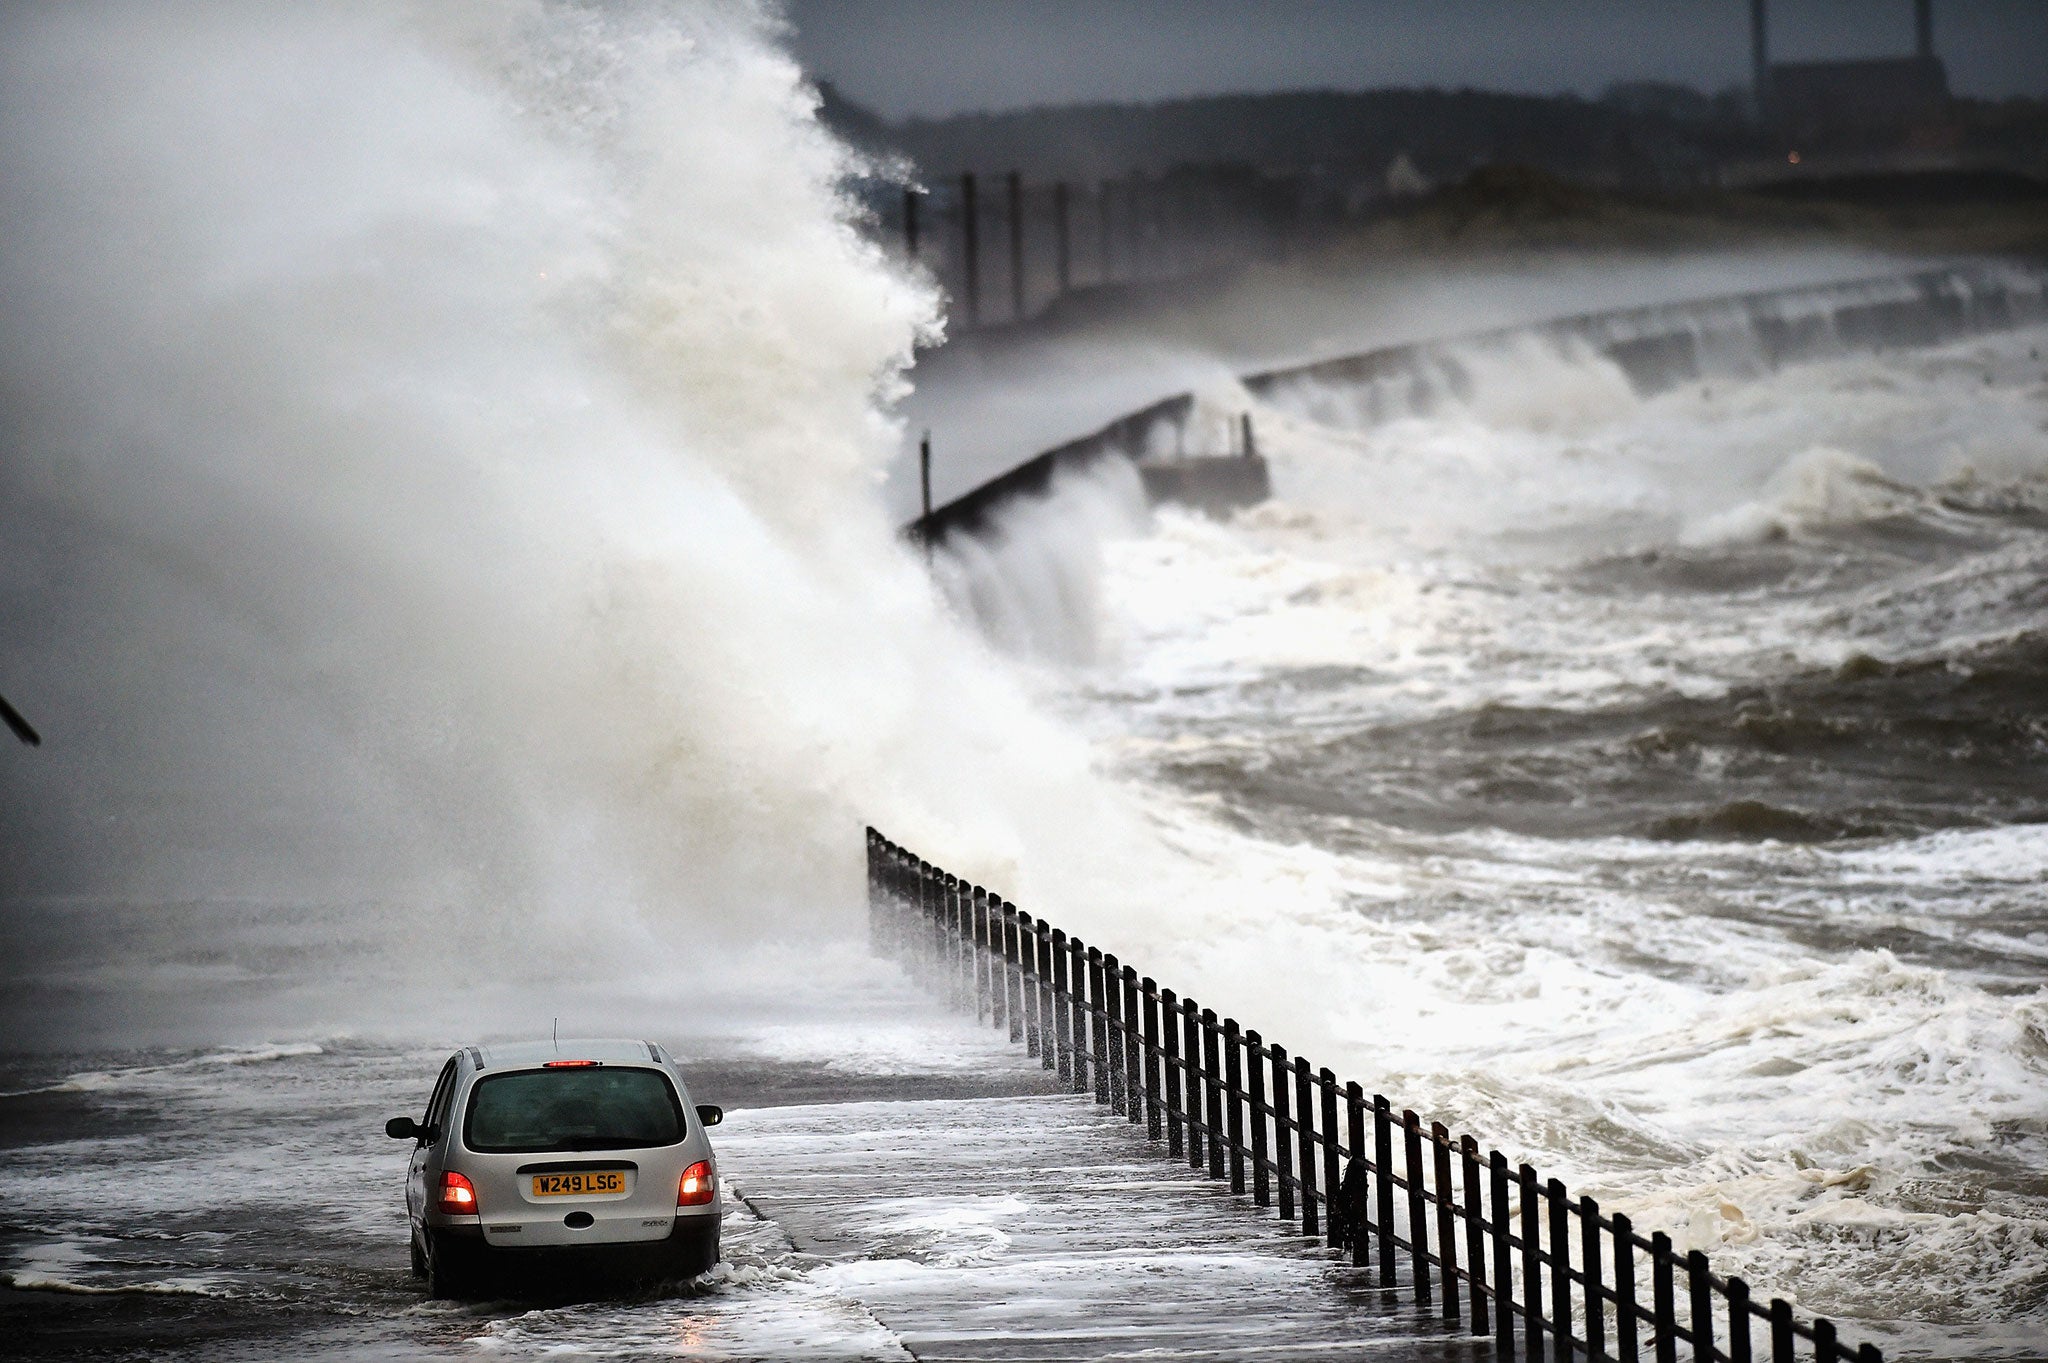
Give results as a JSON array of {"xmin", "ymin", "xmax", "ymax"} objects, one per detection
[{"xmin": 1, "ymin": 1013, "xmax": 1465, "ymax": 1361}]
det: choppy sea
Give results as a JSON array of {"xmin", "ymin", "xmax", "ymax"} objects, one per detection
[{"xmin": 942, "ymin": 316, "xmax": 2048, "ymax": 1358}]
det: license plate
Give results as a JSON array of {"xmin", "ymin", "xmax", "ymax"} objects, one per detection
[{"xmin": 531, "ymin": 1171, "xmax": 624, "ymax": 1197}]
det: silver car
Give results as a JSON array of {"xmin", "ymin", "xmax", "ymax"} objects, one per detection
[{"xmin": 385, "ymin": 1038, "xmax": 722, "ymax": 1297}]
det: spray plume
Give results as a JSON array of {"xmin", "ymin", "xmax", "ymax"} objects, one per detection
[{"xmin": 0, "ymin": 0, "xmax": 1139, "ymax": 1033}]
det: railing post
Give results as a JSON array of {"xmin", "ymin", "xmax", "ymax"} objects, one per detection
[
  {"xmin": 901, "ymin": 847, "xmax": 918, "ymax": 956},
  {"xmin": 1053, "ymin": 180, "xmax": 1071, "ymax": 294},
  {"xmin": 1122, "ymin": 967, "xmax": 1143, "ymax": 1126},
  {"xmin": 1068, "ymin": 936, "xmax": 1089, "ymax": 1095},
  {"xmin": 1319, "ymin": 1071, "xmax": 1341, "ymax": 1249},
  {"xmin": 1049, "ymin": 929, "xmax": 1071, "ymax": 1084},
  {"xmin": 960, "ymin": 171, "xmax": 980, "ymax": 328},
  {"xmin": 1548, "ymin": 1180, "xmax": 1571, "ymax": 1358},
  {"xmin": 946, "ymin": 871, "xmax": 962, "ymax": 998},
  {"xmin": 1249, "ymin": 1034, "xmax": 1272, "ymax": 1208},
  {"xmin": 1160, "ymin": 986, "xmax": 1183, "ymax": 1158},
  {"xmin": 1652, "ymin": 1231, "xmax": 1677, "ymax": 1363},
  {"xmin": 1003, "ymin": 904, "xmax": 1024, "ymax": 1045},
  {"xmin": 899, "ymin": 853, "xmax": 915, "ymax": 967},
  {"xmin": 1728, "ymin": 1277, "xmax": 1753, "ymax": 1363},
  {"xmin": 1769, "ymin": 1298, "xmax": 1795, "ymax": 1363},
  {"xmin": 1345, "ymin": 1083, "xmax": 1367, "ymax": 1268},
  {"xmin": 1036, "ymin": 922, "xmax": 1056, "ymax": 1072},
  {"xmin": 1294, "ymin": 1057, "xmax": 1318, "ymax": 1238},
  {"xmin": 1087, "ymin": 948, "xmax": 1109, "ymax": 1105},
  {"xmin": 896, "ymin": 839, "xmax": 912, "ymax": 953},
  {"xmin": 959, "ymin": 884, "xmax": 976, "ymax": 1006},
  {"xmin": 979, "ymin": 891, "xmax": 996, "ymax": 1024},
  {"xmin": 980, "ymin": 895, "xmax": 998, "ymax": 1026},
  {"xmin": 1015, "ymin": 911, "xmax": 1038, "ymax": 1054},
  {"xmin": 1271, "ymin": 1043, "xmax": 1294, "ymax": 1222},
  {"xmin": 898, "ymin": 844, "xmax": 916, "ymax": 956},
  {"xmin": 1006, "ymin": 168, "xmax": 1025, "ymax": 322},
  {"xmin": 1097, "ymin": 178, "xmax": 1115, "ymax": 281},
  {"xmin": 932, "ymin": 871, "xmax": 948, "ymax": 984},
  {"xmin": 1202, "ymin": 1010, "xmax": 1225, "ymax": 1180},
  {"xmin": 1182, "ymin": 999, "xmax": 1205, "ymax": 1170},
  {"xmin": 1373, "ymin": 1096, "xmax": 1396, "ymax": 1286},
  {"xmin": 865, "ymin": 829, "xmax": 882, "ymax": 949},
  {"xmin": 902, "ymin": 188, "xmax": 920, "ymax": 260},
  {"xmin": 914, "ymin": 860, "xmax": 933, "ymax": 982},
  {"xmin": 1223, "ymin": 1018, "xmax": 1246, "ymax": 1194},
  {"xmin": 1521, "ymin": 1165, "xmax": 1545, "ymax": 1361},
  {"xmin": 1102, "ymin": 952, "xmax": 1125, "ymax": 1112},
  {"xmin": 1815, "ymin": 1318, "xmax": 1838, "ymax": 1363},
  {"xmin": 1582, "ymin": 1195, "xmax": 1607, "ymax": 1361},
  {"xmin": 959, "ymin": 882, "xmax": 979, "ymax": 1011},
  {"xmin": 892, "ymin": 838, "xmax": 909, "ymax": 953},
  {"xmin": 1142, "ymin": 979, "xmax": 1163, "ymax": 1141},
  {"xmin": 877, "ymin": 839, "xmax": 894, "ymax": 952},
  {"xmin": 888, "ymin": 836, "xmax": 903, "ymax": 936},
  {"xmin": 926, "ymin": 864, "xmax": 943, "ymax": 983},
  {"xmin": 1124, "ymin": 172, "xmax": 1142, "ymax": 279},
  {"xmin": 959, "ymin": 883, "xmax": 976, "ymax": 1006},
  {"xmin": 1463, "ymin": 1136, "xmax": 1489, "ymax": 1338},
  {"xmin": 1433, "ymin": 1122, "xmax": 1459, "ymax": 1321},
  {"xmin": 909, "ymin": 854, "xmax": 928, "ymax": 975},
  {"xmin": 873, "ymin": 838, "xmax": 892, "ymax": 954},
  {"xmin": 1688, "ymin": 1249, "xmax": 1715, "ymax": 1363},
  {"xmin": 1491, "ymin": 1152, "xmax": 1514, "ymax": 1360},
  {"xmin": 1404, "ymin": 1111, "xmax": 1432, "ymax": 1304},
  {"xmin": 1615, "ymin": 1212, "xmax": 1641, "ymax": 1363},
  {"xmin": 876, "ymin": 834, "xmax": 901, "ymax": 949},
  {"xmin": 945, "ymin": 878, "xmax": 964, "ymax": 1009},
  {"xmin": 983, "ymin": 880, "xmax": 999, "ymax": 1019}
]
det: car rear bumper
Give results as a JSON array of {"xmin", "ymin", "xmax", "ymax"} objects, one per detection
[{"xmin": 438, "ymin": 1213, "xmax": 720, "ymax": 1283}]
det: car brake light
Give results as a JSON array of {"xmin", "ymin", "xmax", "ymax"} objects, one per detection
[
  {"xmin": 435, "ymin": 1170, "xmax": 479, "ymax": 1216},
  {"xmin": 677, "ymin": 1160, "xmax": 714, "ymax": 1206},
  {"xmin": 543, "ymin": 1059, "xmax": 598, "ymax": 1068}
]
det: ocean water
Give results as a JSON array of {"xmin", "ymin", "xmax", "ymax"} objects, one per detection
[
  {"xmin": 2, "ymin": 1, "xmax": 2043, "ymax": 1359},
  {"xmin": 940, "ymin": 321, "xmax": 2048, "ymax": 1358}
]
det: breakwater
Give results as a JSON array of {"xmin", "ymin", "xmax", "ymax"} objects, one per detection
[
  {"xmin": 1247, "ymin": 261, "xmax": 2048, "ymax": 419},
  {"xmin": 909, "ymin": 261, "xmax": 2048, "ymax": 550}
]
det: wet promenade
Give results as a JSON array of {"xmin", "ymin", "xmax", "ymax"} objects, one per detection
[
  {"xmin": 720, "ymin": 1088, "xmax": 1483, "ymax": 1362},
  {"xmin": 2, "ymin": 1002, "xmax": 1477, "ymax": 1361}
]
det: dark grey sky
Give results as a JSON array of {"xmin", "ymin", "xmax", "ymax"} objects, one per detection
[{"xmin": 784, "ymin": 0, "xmax": 2048, "ymax": 120}]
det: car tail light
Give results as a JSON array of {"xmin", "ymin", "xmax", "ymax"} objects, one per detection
[
  {"xmin": 435, "ymin": 1170, "xmax": 479, "ymax": 1216},
  {"xmin": 543, "ymin": 1059, "xmax": 598, "ymax": 1068},
  {"xmin": 677, "ymin": 1161, "xmax": 715, "ymax": 1206}
]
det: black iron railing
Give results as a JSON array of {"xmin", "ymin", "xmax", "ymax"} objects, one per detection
[{"xmin": 867, "ymin": 827, "xmax": 1884, "ymax": 1363}]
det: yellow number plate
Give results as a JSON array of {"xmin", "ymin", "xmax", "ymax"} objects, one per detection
[{"xmin": 531, "ymin": 1171, "xmax": 624, "ymax": 1197}]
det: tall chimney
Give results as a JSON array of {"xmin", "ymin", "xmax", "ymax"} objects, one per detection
[
  {"xmin": 1914, "ymin": 0, "xmax": 1934, "ymax": 59},
  {"xmin": 1750, "ymin": 0, "xmax": 1770, "ymax": 115}
]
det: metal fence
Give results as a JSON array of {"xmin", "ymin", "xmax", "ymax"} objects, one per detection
[
  {"xmin": 867, "ymin": 827, "xmax": 1885, "ymax": 1363},
  {"xmin": 889, "ymin": 169, "xmax": 1325, "ymax": 331}
]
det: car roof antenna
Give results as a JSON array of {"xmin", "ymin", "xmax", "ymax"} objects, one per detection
[{"xmin": 553, "ymin": 1017, "xmax": 559, "ymax": 1054}]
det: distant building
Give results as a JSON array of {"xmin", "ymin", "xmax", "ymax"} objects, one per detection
[{"xmin": 1384, "ymin": 153, "xmax": 1431, "ymax": 198}]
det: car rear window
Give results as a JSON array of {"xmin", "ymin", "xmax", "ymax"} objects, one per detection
[{"xmin": 464, "ymin": 1067, "xmax": 685, "ymax": 1153}]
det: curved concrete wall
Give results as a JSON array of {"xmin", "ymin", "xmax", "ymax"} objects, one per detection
[{"xmin": 912, "ymin": 261, "xmax": 2048, "ymax": 546}]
